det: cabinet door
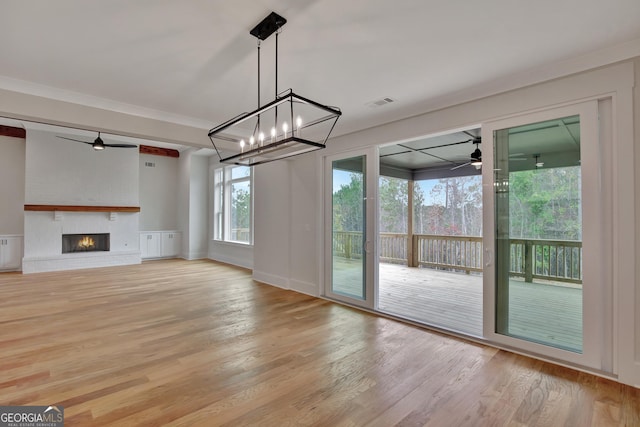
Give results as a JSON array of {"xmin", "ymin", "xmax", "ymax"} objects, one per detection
[
  {"xmin": 0, "ymin": 237, "xmax": 23, "ymax": 270},
  {"xmin": 140, "ymin": 233, "xmax": 162, "ymax": 258},
  {"xmin": 161, "ymin": 232, "xmax": 181, "ymax": 257}
]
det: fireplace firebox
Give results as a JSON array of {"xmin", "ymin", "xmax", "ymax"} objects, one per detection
[{"xmin": 62, "ymin": 233, "xmax": 110, "ymax": 253}]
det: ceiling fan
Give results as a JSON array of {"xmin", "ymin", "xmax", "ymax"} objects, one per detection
[
  {"xmin": 57, "ymin": 132, "xmax": 137, "ymax": 150},
  {"xmin": 451, "ymin": 136, "xmax": 482, "ymax": 170}
]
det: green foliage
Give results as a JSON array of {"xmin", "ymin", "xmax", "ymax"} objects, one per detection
[
  {"xmin": 231, "ymin": 185, "xmax": 250, "ymax": 230},
  {"xmin": 379, "ymin": 176, "xmax": 410, "ymax": 233},
  {"xmin": 509, "ymin": 167, "xmax": 581, "ymax": 240},
  {"xmin": 333, "ymin": 173, "xmax": 364, "ymax": 232}
]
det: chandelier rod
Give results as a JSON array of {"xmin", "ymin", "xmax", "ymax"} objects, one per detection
[
  {"xmin": 274, "ymin": 31, "xmax": 279, "ymax": 132},
  {"xmin": 256, "ymin": 40, "xmax": 261, "ymax": 137}
]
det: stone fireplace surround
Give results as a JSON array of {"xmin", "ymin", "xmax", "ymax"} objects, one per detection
[{"xmin": 22, "ymin": 206, "xmax": 141, "ymax": 274}]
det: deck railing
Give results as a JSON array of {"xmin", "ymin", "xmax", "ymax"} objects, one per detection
[
  {"xmin": 414, "ymin": 234, "xmax": 483, "ymax": 274},
  {"xmin": 333, "ymin": 231, "xmax": 364, "ymax": 260},
  {"xmin": 333, "ymin": 231, "xmax": 582, "ymax": 284},
  {"xmin": 509, "ymin": 238, "xmax": 582, "ymax": 284}
]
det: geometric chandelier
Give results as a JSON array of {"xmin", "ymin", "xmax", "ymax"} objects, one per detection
[{"xmin": 208, "ymin": 12, "xmax": 342, "ymax": 166}]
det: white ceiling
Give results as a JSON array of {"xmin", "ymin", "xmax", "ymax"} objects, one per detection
[{"xmin": 0, "ymin": 0, "xmax": 639, "ymax": 144}]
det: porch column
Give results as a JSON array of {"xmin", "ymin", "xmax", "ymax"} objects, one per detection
[{"xmin": 407, "ymin": 180, "xmax": 417, "ymax": 267}]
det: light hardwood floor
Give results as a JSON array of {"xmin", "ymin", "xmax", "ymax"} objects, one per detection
[{"xmin": 1, "ymin": 259, "xmax": 638, "ymax": 426}]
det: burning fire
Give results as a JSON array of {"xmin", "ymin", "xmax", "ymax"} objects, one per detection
[{"xmin": 78, "ymin": 236, "xmax": 96, "ymax": 249}]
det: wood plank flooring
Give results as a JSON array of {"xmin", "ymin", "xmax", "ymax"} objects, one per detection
[{"xmin": 1, "ymin": 259, "xmax": 638, "ymax": 426}]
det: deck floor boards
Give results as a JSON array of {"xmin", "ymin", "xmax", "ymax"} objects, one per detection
[{"xmin": 333, "ymin": 260, "xmax": 582, "ymax": 351}]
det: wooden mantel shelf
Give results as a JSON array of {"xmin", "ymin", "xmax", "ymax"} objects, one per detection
[{"xmin": 24, "ymin": 205, "xmax": 140, "ymax": 213}]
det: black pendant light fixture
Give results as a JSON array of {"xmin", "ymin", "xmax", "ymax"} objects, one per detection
[{"xmin": 208, "ymin": 12, "xmax": 342, "ymax": 166}]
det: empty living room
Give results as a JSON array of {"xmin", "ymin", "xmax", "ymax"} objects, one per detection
[{"xmin": 1, "ymin": 1, "xmax": 640, "ymax": 425}]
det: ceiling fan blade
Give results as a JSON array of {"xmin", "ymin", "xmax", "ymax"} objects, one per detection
[
  {"xmin": 104, "ymin": 143, "xmax": 138, "ymax": 148},
  {"xmin": 56, "ymin": 136, "xmax": 93, "ymax": 145},
  {"xmin": 450, "ymin": 161, "xmax": 471, "ymax": 170}
]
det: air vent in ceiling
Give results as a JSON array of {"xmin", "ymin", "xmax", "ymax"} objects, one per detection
[{"xmin": 366, "ymin": 97, "xmax": 396, "ymax": 108}]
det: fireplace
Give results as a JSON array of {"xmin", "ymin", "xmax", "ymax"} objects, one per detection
[{"xmin": 62, "ymin": 233, "xmax": 110, "ymax": 253}]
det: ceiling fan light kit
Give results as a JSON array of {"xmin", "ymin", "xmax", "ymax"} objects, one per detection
[
  {"xmin": 470, "ymin": 146, "xmax": 482, "ymax": 166},
  {"xmin": 450, "ymin": 136, "xmax": 482, "ymax": 170},
  {"xmin": 208, "ymin": 12, "xmax": 341, "ymax": 166}
]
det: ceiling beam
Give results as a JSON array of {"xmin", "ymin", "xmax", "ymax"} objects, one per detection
[
  {"xmin": 0, "ymin": 124, "xmax": 26, "ymax": 139},
  {"xmin": 139, "ymin": 145, "xmax": 180, "ymax": 158}
]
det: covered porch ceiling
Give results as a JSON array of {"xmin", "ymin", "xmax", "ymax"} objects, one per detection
[{"xmin": 379, "ymin": 116, "xmax": 581, "ymax": 180}]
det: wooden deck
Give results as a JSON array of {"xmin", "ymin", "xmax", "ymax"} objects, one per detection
[{"xmin": 334, "ymin": 259, "xmax": 582, "ymax": 352}]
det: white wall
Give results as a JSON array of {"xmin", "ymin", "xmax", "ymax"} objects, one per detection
[
  {"xmin": 288, "ymin": 154, "xmax": 321, "ymax": 296},
  {"xmin": 178, "ymin": 150, "xmax": 191, "ymax": 258},
  {"xmin": 188, "ymin": 155, "xmax": 209, "ymax": 259},
  {"xmin": 253, "ymin": 161, "xmax": 291, "ymax": 289},
  {"xmin": 0, "ymin": 135, "xmax": 25, "ymax": 234},
  {"xmin": 176, "ymin": 149, "xmax": 209, "ymax": 260},
  {"xmin": 25, "ymin": 129, "xmax": 139, "ymax": 205},
  {"xmin": 139, "ymin": 153, "xmax": 178, "ymax": 230}
]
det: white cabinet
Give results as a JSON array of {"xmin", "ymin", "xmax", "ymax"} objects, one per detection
[
  {"xmin": 0, "ymin": 236, "xmax": 23, "ymax": 271},
  {"xmin": 140, "ymin": 232, "xmax": 162, "ymax": 259},
  {"xmin": 140, "ymin": 231, "xmax": 181, "ymax": 259},
  {"xmin": 161, "ymin": 232, "xmax": 181, "ymax": 257}
]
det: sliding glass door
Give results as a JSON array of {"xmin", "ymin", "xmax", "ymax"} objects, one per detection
[
  {"xmin": 483, "ymin": 102, "xmax": 607, "ymax": 369},
  {"xmin": 324, "ymin": 149, "xmax": 377, "ymax": 309}
]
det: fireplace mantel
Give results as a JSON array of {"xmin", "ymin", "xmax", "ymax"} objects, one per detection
[{"xmin": 24, "ymin": 205, "xmax": 140, "ymax": 212}]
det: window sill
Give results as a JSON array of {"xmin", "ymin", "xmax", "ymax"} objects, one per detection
[{"xmin": 212, "ymin": 239, "xmax": 253, "ymax": 248}]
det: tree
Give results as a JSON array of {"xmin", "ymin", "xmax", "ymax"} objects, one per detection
[
  {"xmin": 333, "ymin": 174, "xmax": 427, "ymax": 234},
  {"xmin": 509, "ymin": 167, "xmax": 581, "ymax": 240},
  {"xmin": 416, "ymin": 176, "xmax": 483, "ymax": 236},
  {"xmin": 379, "ymin": 176, "xmax": 408, "ymax": 233},
  {"xmin": 332, "ymin": 172, "xmax": 364, "ymax": 232},
  {"xmin": 231, "ymin": 185, "xmax": 250, "ymax": 230}
]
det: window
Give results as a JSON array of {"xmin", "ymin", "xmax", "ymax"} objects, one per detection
[{"xmin": 213, "ymin": 165, "xmax": 252, "ymax": 244}]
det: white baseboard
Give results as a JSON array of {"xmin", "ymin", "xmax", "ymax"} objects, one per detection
[
  {"xmin": 290, "ymin": 279, "xmax": 319, "ymax": 297},
  {"xmin": 183, "ymin": 251, "xmax": 207, "ymax": 261},
  {"xmin": 253, "ymin": 271, "xmax": 289, "ymax": 289},
  {"xmin": 208, "ymin": 252, "xmax": 253, "ymax": 270}
]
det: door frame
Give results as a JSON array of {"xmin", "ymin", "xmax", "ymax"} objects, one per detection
[{"xmin": 481, "ymin": 101, "xmax": 607, "ymax": 370}]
